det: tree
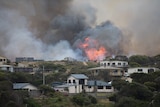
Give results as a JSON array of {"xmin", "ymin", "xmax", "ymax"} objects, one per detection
[
  {"xmin": 130, "ymin": 73, "xmax": 154, "ymax": 84},
  {"xmin": 39, "ymin": 85, "xmax": 55, "ymax": 96},
  {"xmin": 116, "ymin": 97, "xmax": 148, "ymax": 107},
  {"xmin": 72, "ymin": 93, "xmax": 97, "ymax": 106},
  {"xmin": 119, "ymin": 82, "xmax": 153, "ymax": 101},
  {"xmin": 112, "ymin": 79, "xmax": 128, "ymax": 91},
  {"xmin": 129, "ymin": 55, "xmax": 151, "ymax": 66}
]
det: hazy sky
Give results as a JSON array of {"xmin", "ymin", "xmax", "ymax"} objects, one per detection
[{"xmin": 0, "ymin": 0, "xmax": 160, "ymax": 60}]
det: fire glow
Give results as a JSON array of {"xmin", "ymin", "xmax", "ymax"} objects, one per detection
[{"xmin": 80, "ymin": 37, "xmax": 107, "ymax": 61}]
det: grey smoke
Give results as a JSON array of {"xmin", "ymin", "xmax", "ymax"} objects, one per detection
[
  {"xmin": 0, "ymin": 0, "xmax": 98, "ymax": 60},
  {"xmin": 0, "ymin": 0, "xmax": 138, "ymax": 61},
  {"xmin": 74, "ymin": 21, "xmax": 124, "ymax": 56}
]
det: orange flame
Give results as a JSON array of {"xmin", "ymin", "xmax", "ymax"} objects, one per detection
[{"xmin": 80, "ymin": 37, "xmax": 107, "ymax": 61}]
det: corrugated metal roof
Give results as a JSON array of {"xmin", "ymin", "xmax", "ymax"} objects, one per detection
[
  {"xmin": 87, "ymin": 80, "xmax": 111, "ymax": 86},
  {"xmin": 13, "ymin": 83, "xmax": 30, "ymax": 89},
  {"xmin": 71, "ymin": 74, "xmax": 88, "ymax": 79}
]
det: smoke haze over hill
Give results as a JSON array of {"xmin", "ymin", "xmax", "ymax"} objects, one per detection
[{"xmin": 0, "ymin": 0, "xmax": 159, "ymax": 61}]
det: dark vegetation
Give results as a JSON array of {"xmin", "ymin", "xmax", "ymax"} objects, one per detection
[
  {"xmin": 0, "ymin": 54, "xmax": 160, "ymax": 107},
  {"xmin": 110, "ymin": 71, "xmax": 160, "ymax": 107}
]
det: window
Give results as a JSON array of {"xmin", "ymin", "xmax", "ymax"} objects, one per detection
[
  {"xmin": 97, "ymin": 86, "xmax": 103, "ymax": 89},
  {"xmin": 68, "ymin": 80, "xmax": 71, "ymax": 83},
  {"xmin": 118, "ymin": 63, "xmax": 121, "ymax": 65},
  {"xmin": 114, "ymin": 70, "xmax": 118, "ymax": 73},
  {"xmin": 106, "ymin": 86, "xmax": 112, "ymax": 89},
  {"xmin": 123, "ymin": 63, "xmax": 126, "ymax": 66},
  {"xmin": 138, "ymin": 69, "xmax": 143, "ymax": 72},
  {"xmin": 79, "ymin": 79, "xmax": 85, "ymax": 85},
  {"xmin": 73, "ymin": 80, "xmax": 76, "ymax": 83},
  {"xmin": 108, "ymin": 63, "xmax": 110, "ymax": 66},
  {"xmin": 112, "ymin": 63, "xmax": 115, "ymax": 66},
  {"xmin": 148, "ymin": 69, "xmax": 154, "ymax": 73},
  {"xmin": 88, "ymin": 86, "xmax": 91, "ymax": 88},
  {"xmin": 104, "ymin": 63, "xmax": 106, "ymax": 67}
]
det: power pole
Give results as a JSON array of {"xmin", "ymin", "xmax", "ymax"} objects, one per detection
[{"xmin": 42, "ymin": 66, "xmax": 45, "ymax": 85}]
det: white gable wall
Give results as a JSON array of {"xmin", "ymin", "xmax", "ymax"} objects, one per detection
[
  {"xmin": 0, "ymin": 65, "xmax": 14, "ymax": 72},
  {"xmin": 67, "ymin": 76, "xmax": 87, "ymax": 93},
  {"xmin": 127, "ymin": 67, "xmax": 159, "ymax": 76},
  {"xmin": 23, "ymin": 85, "xmax": 38, "ymax": 91}
]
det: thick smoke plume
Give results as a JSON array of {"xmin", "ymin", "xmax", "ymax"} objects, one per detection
[
  {"xmin": 86, "ymin": 0, "xmax": 160, "ymax": 56},
  {"xmin": 0, "ymin": 0, "xmax": 126, "ymax": 61},
  {"xmin": 2, "ymin": 0, "xmax": 152, "ymax": 61}
]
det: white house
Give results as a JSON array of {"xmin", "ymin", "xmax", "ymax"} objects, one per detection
[
  {"xmin": 126, "ymin": 67, "xmax": 160, "ymax": 76},
  {"xmin": 67, "ymin": 74, "xmax": 88, "ymax": 93},
  {"xmin": 0, "ymin": 56, "xmax": 8, "ymax": 65},
  {"xmin": 88, "ymin": 66, "xmax": 123, "ymax": 76},
  {"xmin": 53, "ymin": 74, "xmax": 114, "ymax": 94},
  {"xmin": 100, "ymin": 60, "xmax": 128, "ymax": 68},
  {"xmin": 13, "ymin": 83, "xmax": 40, "ymax": 97},
  {"xmin": 85, "ymin": 80, "xmax": 114, "ymax": 93},
  {"xmin": 0, "ymin": 65, "xmax": 14, "ymax": 72},
  {"xmin": 13, "ymin": 83, "xmax": 38, "ymax": 91}
]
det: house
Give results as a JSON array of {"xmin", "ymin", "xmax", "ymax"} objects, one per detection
[
  {"xmin": 85, "ymin": 80, "xmax": 114, "ymax": 93},
  {"xmin": 13, "ymin": 83, "xmax": 38, "ymax": 91},
  {"xmin": 64, "ymin": 57, "xmax": 76, "ymax": 62},
  {"xmin": 88, "ymin": 66, "xmax": 123, "ymax": 77},
  {"xmin": 126, "ymin": 67, "xmax": 160, "ymax": 76},
  {"xmin": 0, "ymin": 56, "xmax": 8, "ymax": 65},
  {"xmin": 100, "ymin": 60, "xmax": 128, "ymax": 68},
  {"xmin": 67, "ymin": 74, "xmax": 88, "ymax": 93},
  {"xmin": 14, "ymin": 67, "xmax": 34, "ymax": 72},
  {"xmin": 13, "ymin": 83, "xmax": 40, "ymax": 97},
  {"xmin": 15, "ymin": 57, "xmax": 44, "ymax": 63},
  {"xmin": 0, "ymin": 65, "xmax": 14, "ymax": 72},
  {"xmin": 53, "ymin": 74, "xmax": 114, "ymax": 94},
  {"xmin": 88, "ymin": 58, "xmax": 128, "ymax": 77}
]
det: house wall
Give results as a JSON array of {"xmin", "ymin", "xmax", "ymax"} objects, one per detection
[
  {"xmin": 85, "ymin": 86, "xmax": 94, "ymax": 92},
  {"xmin": 97, "ymin": 86, "xmax": 114, "ymax": 93},
  {"xmin": 127, "ymin": 67, "xmax": 158, "ymax": 75},
  {"xmin": 109, "ymin": 69, "xmax": 123, "ymax": 76},
  {"xmin": 68, "ymin": 85, "xmax": 86, "ymax": 93},
  {"xmin": 67, "ymin": 76, "xmax": 87, "ymax": 85},
  {"xmin": 0, "ymin": 65, "xmax": 14, "ymax": 72},
  {"xmin": 100, "ymin": 61, "xmax": 128, "ymax": 67},
  {"xmin": 54, "ymin": 87, "xmax": 66, "ymax": 92},
  {"xmin": 23, "ymin": 85, "xmax": 38, "ymax": 91},
  {"xmin": 67, "ymin": 76, "xmax": 88, "ymax": 93},
  {"xmin": 0, "ymin": 57, "xmax": 7, "ymax": 65},
  {"xmin": 85, "ymin": 86, "xmax": 114, "ymax": 93}
]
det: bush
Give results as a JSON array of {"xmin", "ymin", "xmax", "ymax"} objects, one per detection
[
  {"xmin": 116, "ymin": 97, "xmax": 148, "ymax": 107},
  {"xmin": 119, "ymin": 82, "xmax": 153, "ymax": 101},
  {"xmin": 72, "ymin": 93, "xmax": 97, "ymax": 106}
]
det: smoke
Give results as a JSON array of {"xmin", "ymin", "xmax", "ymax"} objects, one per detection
[
  {"xmin": 0, "ymin": 0, "xmax": 98, "ymax": 61},
  {"xmin": 1, "ymin": 0, "xmax": 158, "ymax": 61},
  {"xmin": 74, "ymin": 21, "xmax": 125, "ymax": 56},
  {"xmin": 86, "ymin": 0, "xmax": 160, "ymax": 56}
]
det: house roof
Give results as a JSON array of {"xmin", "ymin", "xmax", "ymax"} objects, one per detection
[
  {"xmin": 70, "ymin": 74, "xmax": 88, "ymax": 79},
  {"xmin": 13, "ymin": 83, "xmax": 30, "ymax": 89},
  {"xmin": 87, "ymin": 80, "xmax": 111, "ymax": 86}
]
